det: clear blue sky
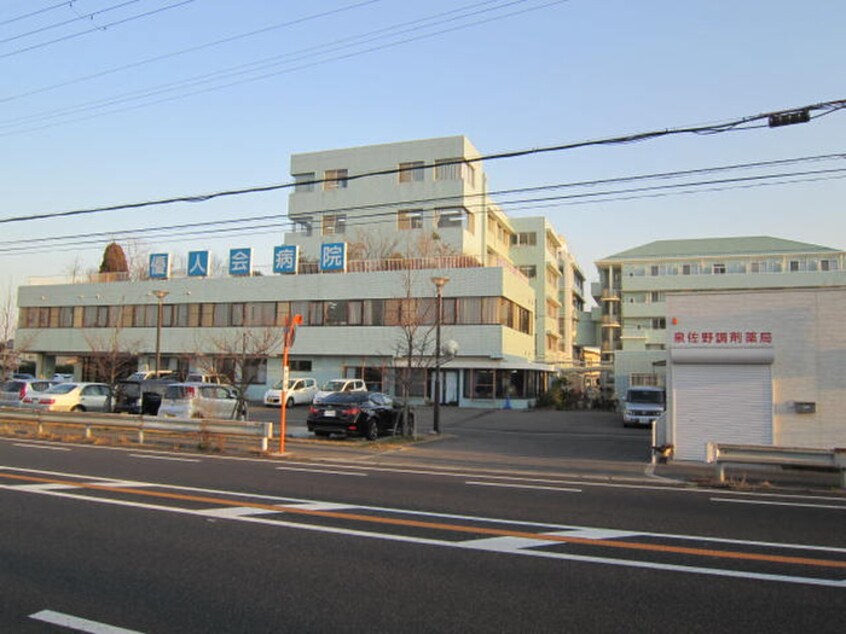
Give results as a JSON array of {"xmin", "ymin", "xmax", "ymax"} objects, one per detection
[{"xmin": 2, "ymin": 0, "xmax": 844, "ymax": 296}]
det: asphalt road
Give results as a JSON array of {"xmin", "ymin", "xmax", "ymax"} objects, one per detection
[{"xmin": 1, "ymin": 429, "xmax": 843, "ymax": 633}]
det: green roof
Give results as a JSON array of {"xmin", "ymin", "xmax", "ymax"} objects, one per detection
[{"xmin": 600, "ymin": 236, "xmax": 838, "ymax": 262}]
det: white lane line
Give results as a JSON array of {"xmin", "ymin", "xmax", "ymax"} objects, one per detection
[
  {"xmin": 711, "ymin": 497, "xmax": 846, "ymax": 511},
  {"xmin": 559, "ymin": 528, "xmax": 641, "ymax": 540},
  {"xmin": 466, "ymin": 481, "xmax": 581, "ymax": 493},
  {"xmin": 275, "ymin": 466, "xmax": 367, "ymax": 477},
  {"xmin": 284, "ymin": 502, "xmax": 358, "ymax": 511},
  {"xmin": 6, "ymin": 464, "xmax": 846, "ymax": 556},
  {"xmin": 13, "ymin": 443, "xmax": 70, "ymax": 451},
  {"xmin": 12, "ymin": 483, "xmax": 80, "ymax": 492},
  {"xmin": 195, "ymin": 506, "xmax": 282, "ymax": 518},
  {"xmin": 29, "ymin": 609, "xmax": 143, "ymax": 633},
  {"xmin": 463, "ymin": 536, "xmax": 555, "ymax": 552},
  {"xmin": 129, "ymin": 454, "xmax": 200, "ymax": 463}
]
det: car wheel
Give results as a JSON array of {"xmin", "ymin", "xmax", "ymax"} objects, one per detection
[
  {"xmin": 71, "ymin": 405, "xmax": 85, "ymax": 412},
  {"xmin": 286, "ymin": 396, "xmax": 294, "ymax": 409},
  {"xmin": 314, "ymin": 430, "xmax": 329, "ymax": 438},
  {"xmin": 365, "ymin": 418, "xmax": 379, "ymax": 441}
]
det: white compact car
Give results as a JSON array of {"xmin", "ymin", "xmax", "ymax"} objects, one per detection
[
  {"xmin": 158, "ymin": 382, "xmax": 247, "ymax": 420},
  {"xmin": 263, "ymin": 377, "xmax": 318, "ymax": 408},
  {"xmin": 313, "ymin": 378, "xmax": 367, "ymax": 404},
  {"xmin": 22, "ymin": 382, "xmax": 112, "ymax": 412}
]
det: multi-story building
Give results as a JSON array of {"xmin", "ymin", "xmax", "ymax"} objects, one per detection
[
  {"xmin": 16, "ymin": 136, "xmax": 586, "ymax": 408},
  {"xmin": 592, "ymin": 236, "xmax": 846, "ymax": 396}
]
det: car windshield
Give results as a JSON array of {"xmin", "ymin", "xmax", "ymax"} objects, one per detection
[
  {"xmin": 627, "ymin": 389, "xmax": 664, "ymax": 404},
  {"xmin": 46, "ymin": 383, "xmax": 77, "ymax": 394},
  {"xmin": 321, "ymin": 380, "xmax": 346, "ymax": 391},
  {"xmin": 320, "ymin": 391, "xmax": 368, "ymax": 405}
]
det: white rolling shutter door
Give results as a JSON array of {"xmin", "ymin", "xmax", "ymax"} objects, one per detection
[{"xmin": 673, "ymin": 364, "xmax": 772, "ymax": 462}]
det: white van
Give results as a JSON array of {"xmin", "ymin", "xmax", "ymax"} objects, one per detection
[
  {"xmin": 263, "ymin": 377, "xmax": 318, "ymax": 408},
  {"xmin": 621, "ymin": 386, "xmax": 665, "ymax": 427}
]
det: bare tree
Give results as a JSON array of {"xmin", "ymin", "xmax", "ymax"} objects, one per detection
[
  {"xmin": 192, "ymin": 327, "xmax": 283, "ymax": 419},
  {"xmin": 82, "ymin": 312, "xmax": 141, "ymax": 388},
  {"xmin": 0, "ymin": 285, "xmax": 29, "ymax": 380}
]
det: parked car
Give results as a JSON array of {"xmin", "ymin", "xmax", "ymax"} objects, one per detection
[
  {"xmin": 51, "ymin": 373, "xmax": 75, "ymax": 383},
  {"xmin": 185, "ymin": 372, "xmax": 228, "ymax": 385},
  {"xmin": 125, "ymin": 370, "xmax": 176, "ymax": 382},
  {"xmin": 621, "ymin": 386, "xmax": 665, "ymax": 427},
  {"xmin": 22, "ymin": 382, "xmax": 112, "ymax": 412},
  {"xmin": 313, "ymin": 378, "xmax": 367, "ymax": 404},
  {"xmin": 113, "ymin": 377, "xmax": 181, "ymax": 415},
  {"xmin": 0, "ymin": 379, "xmax": 58, "ymax": 407},
  {"xmin": 12, "ymin": 373, "xmax": 36, "ymax": 380},
  {"xmin": 263, "ymin": 377, "xmax": 318, "ymax": 408},
  {"xmin": 158, "ymin": 382, "xmax": 247, "ymax": 420},
  {"xmin": 307, "ymin": 391, "xmax": 408, "ymax": 440}
]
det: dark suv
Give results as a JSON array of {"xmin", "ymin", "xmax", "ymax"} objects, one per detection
[{"xmin": 113, "ymin": 377, "xmax": 181, "ymax": 415}]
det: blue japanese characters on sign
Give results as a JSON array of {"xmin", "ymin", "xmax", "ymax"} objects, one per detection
[
  {"xmin": 149, "ymin": 253, "xmax": 170, "ymax": 279},
  {"xmin": 273, "ymin": 245, "xmax": 299, "ymax": 274},
  {"xmin": 320, "ymin": 242, "xmax": 347, "ymax": 272},
  {"xmin": 187, "ymin": 251, "xmax": 210, "ymax": 278},
  {"xmin": 229, "ymin": 248, "xmax": 252, "ymax": 276}
]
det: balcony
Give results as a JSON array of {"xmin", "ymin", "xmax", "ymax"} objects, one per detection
[
  {"xmin": 601, "ymin": 288, "xmax": 621, "ymax": 302},
  {"xmin": 600, "ymin": 315, "xmax": 621, "ymax": 328}
]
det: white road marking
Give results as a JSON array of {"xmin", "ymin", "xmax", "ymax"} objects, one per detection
[
  {"xmin": 129, "ymin": 454, "xmax": 200, "ymax": 463},
  {"xmin": 466, "ymin": 481, "xmax": 581, "ymax": 493},
  {"xmin": 29, "ymin": 609, "xmax": 143, "ymax": 633},
  {"xmin": 463, "ymin": 536, "xmax": 556, "ymax": 552},
  {"xmin": 195, "ymin": 506, "xmax": 282, "ymax": 518},
  {"xmin": 711, "ymin": 497, "xmax": 846, "ymax": 511},
  {"xmin": 12, "ymin": 483, "xmax": 80, "ymax": 492},
  {"xmin": 13, "ymin": 443, "xmax": 70, "ymax": 451},
  {"xmin": 559, "ymin": 528, "xmax": 640, "ymax": 540},
  {"xmin": 275, "ymin": 466, "xmax": 367, "ymax": 477},
  {"xmin": 284, "ymin": 501, "xmax": 358, "ymax": 511}
]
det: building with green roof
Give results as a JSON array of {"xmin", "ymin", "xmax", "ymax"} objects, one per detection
[{"xmin": 591, "ymin": 236, "xmax": 846, "ymax": 396}]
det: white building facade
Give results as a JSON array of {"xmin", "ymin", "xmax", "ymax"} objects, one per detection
[
  {"xmin": 665, "ymin": 287, "xmax": 846, "ymax": 462},
  {"xmin": 16, "ymin": 136, "xmax": 585, "ymax": 407},
  {"xmin": 592, "ymin": 237, "xmax": 846, "ymax": 397}
]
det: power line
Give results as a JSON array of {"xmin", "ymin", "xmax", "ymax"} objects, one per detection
[
  {"xmin": 0, "ymin": 0, "xmax": 383, "ymax": 105},
  {"xmin": 0, "ymin": 1, "xmax": 76, "ymax": 27},
  {"xmin": 0, "ymin": 0, "xmax": 145, "ymax": 46},
  {"xmin": 0, "ymin": 0, "xmax": 564, "ymax": 135},
  {"xmin": 2, "ymin": 155, "xmax": 844, "ymax": 256},
  {"xmin": 0, "ymin": 99, "xmax": 843, "ymax": 226},
  {"xmin": 0, "ymin": 0, "xmax": 194, "ymax": 61}
]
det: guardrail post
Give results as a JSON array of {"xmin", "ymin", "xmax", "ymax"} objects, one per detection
[
  {"xmin": 85, "ymin": 425, "xmax": 92, "ymax": 440},
  {"xmin": 138, "ymin": 428, "xmax": 144, "ymax": 444},
  {"xmin": 716, "ymin": 463, "xmax": 726, "ymax": 483}
]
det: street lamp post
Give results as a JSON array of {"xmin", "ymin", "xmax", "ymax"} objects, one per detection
[
  {"xmin": 431, "ymin": 276, "xmax": 450, "ymax": 434},
  {"xmin": 152, "ymin": 290, "xmax": 169, "ymax": 376}
]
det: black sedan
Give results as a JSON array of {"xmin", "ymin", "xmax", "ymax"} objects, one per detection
[{"xmin": 307, "ymin": 391, "xmax": 409, "ymax": 440}]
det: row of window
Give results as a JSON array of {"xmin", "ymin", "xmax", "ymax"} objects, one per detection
[
  {"xmin": 292, "ymin": 158, "xmax": 477, "ymax": 193},
  {"xmin": 291, "ymin": 207, "xmax": 474, "ymax": 237},
  {"xmin": 21, "ymin": 297, "xmax": 533, "ymax": 335},
  {"xmin": 634, "ymin": 258, "xmax": 841, "ymax": 277}
]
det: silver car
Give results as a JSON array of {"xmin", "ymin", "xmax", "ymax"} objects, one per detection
[
  {"xmin": 158, "ymin": 383, "xmax": 247, "ymax": 420},
  {"xmin": 22, "ymin": 382, "xmax": 112, "ymax": 412},
  {"xmin": 0, "ymin": 379, "xmax": 58, "ymax": 407}
]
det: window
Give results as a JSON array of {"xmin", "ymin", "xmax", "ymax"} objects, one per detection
[
  {"xmin": 323, "ymin": 169, "xmax": 348, "ymax": 190},
  {"xmin": 213, "ymin": 303, "xmax": 230, "ymax": 327},
  {"xmin": 511, "ymin": 232, "xmax": 537, "ymax": 246},
  {"xmin": 242, "ymin": 358, "xmax": 267, "ymax": 385},
  {"xmin": 293, "ymin": 217, "xmax": 313, "ymax": 236},
  {"xmin": 789, "ymin": 260, "xmax": 800, "ymax": 272},
  {"xmin": 682, "ymin": 264, "xmax": 691, "ymax": 275},
  {"xmin": 59, "ymin": 307, "xmax": 74, "ymax": 328},
  {"xmin": 650, "ymin": 265, "xmax": 659, "ymax": 276},
  {"xmin": 397, "ymin": 209, "xmax": 423, "ymax": 230},
  {"xmin": 436, "ymin": 207, "xmax": 465, "ymax": 229},
  {"xmin": 650, "ymin": 291, "xmax": 662, "ymax": 303},
  {"xmin": 651, "ymin": 318, "xmax": 666, "ymax": 329},
  {"xmin": 322, "ymin": 214, "xmax": 346, "ymax": 236},
  {"xmin": 820, "ymin": 259, "xmax": 838, "ymax": 271},
  {"xmin": 293, "ymin": 172, "xmax": 315, "ymax": 193},
  {"xmin": 398, "ymin": 161, "xmax": 425, "ymax": 183},
  {"xmin": 435, "ymin": 159, "xmax": 460, "ymax": 181},
  {"xmin": 712, "ymin": 263, "xmax": 726, "ymax": 275},
  {"xmin": 518, "ymin": 265, "xmax": 537, "ymax": 279},
  {"xmin": 289, "ymin": 359, "xmax": 312, "ymax": 372}
]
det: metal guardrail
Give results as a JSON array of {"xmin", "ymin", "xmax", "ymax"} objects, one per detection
[
  {"xmin": 707, "ymin": 442, "xmax": 846, "ymax": 487},
  {"xmin": 0, "ymin": 408, "xmax": 273, "ymax": 452}
]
